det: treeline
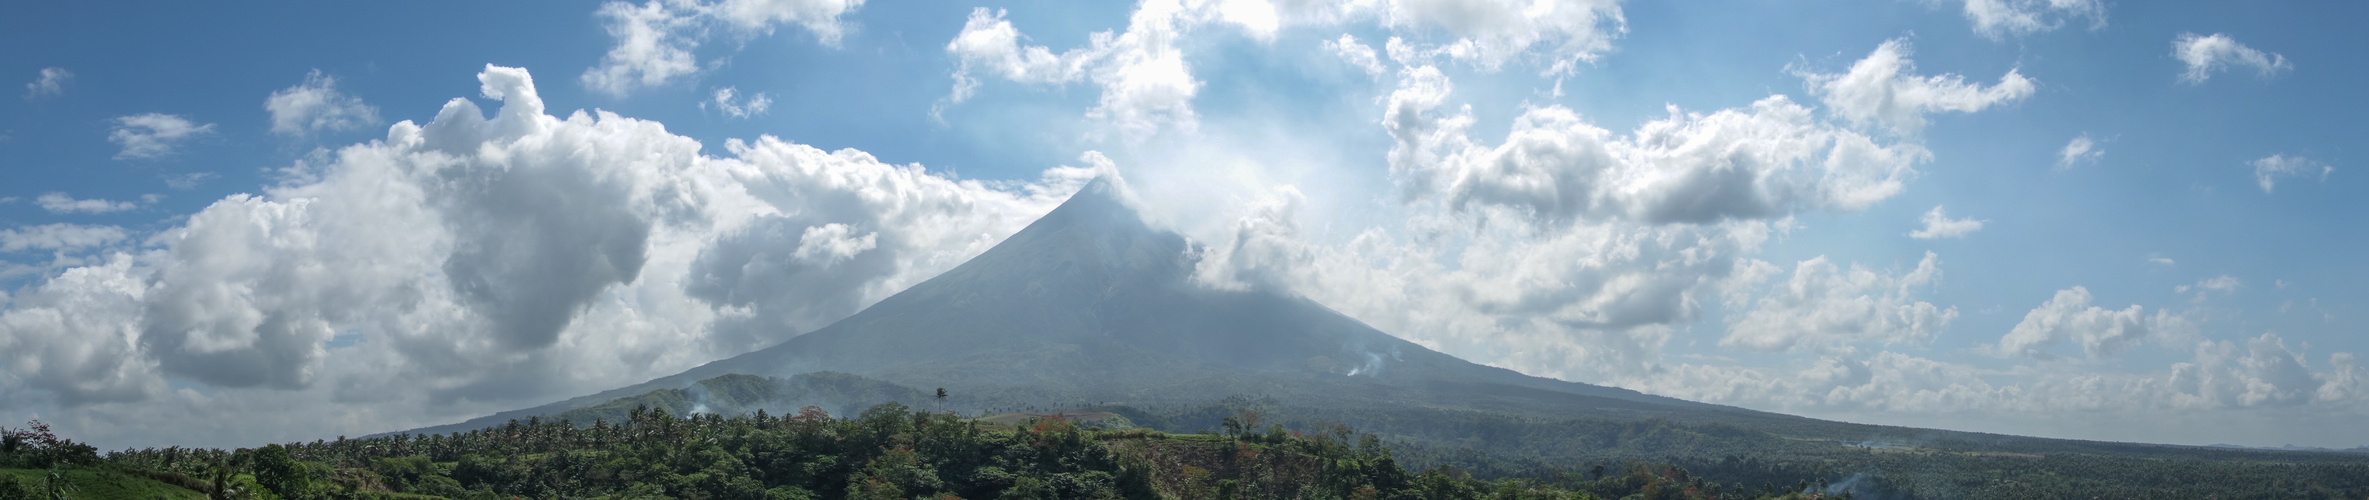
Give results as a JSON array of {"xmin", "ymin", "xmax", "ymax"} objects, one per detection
[
  {"xmin": 1175, "ymin": 401, "xmax": 2369, "ymax": 500},
  {"xmin": 16, "ymin": 402, "xmax": 2369, "ymax": 499},
  {"xmin": 14, "ymin": 406, "xmax": 1849, "ymax": 500}
]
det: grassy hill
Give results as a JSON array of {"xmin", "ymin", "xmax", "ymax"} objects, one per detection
[{"xmin": 0, "ymin": 467, "xmax": 207, "ymax": 500}]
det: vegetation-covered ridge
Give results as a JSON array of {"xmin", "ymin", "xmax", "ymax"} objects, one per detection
[{"xmin": 14, "ymin": 408, "xmax": 1845, "ymax": 500}]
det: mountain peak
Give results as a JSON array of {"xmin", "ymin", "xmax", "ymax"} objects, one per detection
[
  {"xmin": 975, "ymin": 175, "xmax": 1184, "ymax": 283},
  {"xmin": 1030, "ymin": 175, "xmax": 1150, "ymax": 238}
]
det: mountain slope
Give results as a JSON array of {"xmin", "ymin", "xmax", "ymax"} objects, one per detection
[{"xmin": 404, "ymin": 178, "xmax": 1776, "ymax": 435}]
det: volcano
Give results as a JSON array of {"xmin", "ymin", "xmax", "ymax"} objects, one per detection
[{"xmin": 406, "ymin": 178, "xmax": 1800, "ymax": 435}]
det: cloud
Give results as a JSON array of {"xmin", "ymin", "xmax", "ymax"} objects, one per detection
[
  {"xmin": 265, "ymin": 70, "xmax": 382, "ymax": 137},
  {"xmin": 23, "ymin": 67, "xmax": 70, "ymax": 99},
  {"xmin": 1721, "ymin": 252, "xmax": 1957, "ymax": 352},
  {"xmin": 1643, "ymin": 331, "xmax": 2364, "ymax": 418},
  {"xmin": 707, "ymin": 87, "xmax": 772, "ymax": 118},
  {"xmin": 789, "ymin": 223, "xmax": 877, "ymax": 266},
  {"xmin": 1645, "ymin": 352, "xmax": 2014, "ymax": 415},
  {"xmin": 0, "ymin": 254, "xmax": 165, "ymax": 406},
  {"xmin": 2057, "ymin": 134, "xmax": 2101, "ymax": 169},
  {"xmin": 943, "ymin": 6, "xmax": 1203, "ymax": 140},
  {"xmin": 943, "ymin": 8, "xmax": 1083, "ymax": 98},
  {"xmin": 2170, "ymin": 332, "xmax": 2325, "ymax": 408},
  {"xmin": 1186, "ymin": 46, "xmax": 1987, "ymax": 387},
  {"xmin": 2249, "ymin": 154, "xmax": 2331, "ymax": 193},
  {"xmin": 1192, "ymin": 185, "xmax": 1315, "ymax": 292},
  {"xmin": 1995, "ymin": 286, "xmax": 2195, "ymax": 360},
  {"xmin": 1908, "ymin": 205, "xmax": 1984, "ymax": 239},
  {"xmin": 1798, "ymin": 39, "xmax": 2035, "ymax": 136},
  {"xmin": 1386, "ymin": 61, "xmax": 1937, "ymax": 226},
  {"xmin": 108, "ymin": 113, "xmax": 216, "ymax": 160},
  {"xmin": 2176, "ymin": 275, "xmax": 2239, "ymax": 302},
  {"xmin": 706, "ymin": 0, "xmax": 866, "ymax": 38},
  {"xmin": 164, "ymin": 172, "xmax": 218, "ymax": 191},
  {"xmin": 0, "ymin": 65, "xmax": 1103, "ymax": 441},
  {"xmin": 0, "ymin": 224, "xmax": 130, "ymax": 253},
  {"xmin": 1952, "ymin": 0, "xmax": 2105, "ymax": 39},
  {"xmin": 1375, "ymin": 0, "xmax": 1627, "ymax": 74},
  {"xmin": 1323, "ymin": 34, "xmax": 1386, "ymax": 78},
  {"xmin": 2323, "ymin": 353, "xmax": 2367, "ymax": 404},
  {"xmin": 2174, "ymin": 33, "xmax": 2291, "ymax": 84},
  {"xmin": 2176, "ymin": 275, "xmax": 2239, "ymax": 294},
  {"xmin": 582, "ymin": 1, "xmax": 702, "ymax": 96},
  {"xmin": 942, "ymin": 0, "xmax": 1629, "ymax": 139},
  {"xmin": 582, "ymin": 0, "xmax": 867, "ymax": 96},
  {"xmin": 2146, "ymin": 254, "xmax": 2174, "ymax": 266},
  {"xmin": 1179, "ymin": 37, "xmax": 2033, "ymax": 387},
  {"xmin": 35, "ymin": 193, "xmax": 139, "ymax": 215}
]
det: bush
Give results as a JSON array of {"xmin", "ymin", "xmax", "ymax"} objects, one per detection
[
  {"xmin": 0, "ymin": 422, "xmax": 99, "ymax": 469},
  {"xmin": 0, "ymin": 475, "xmax": 33, "ymax": 500}
]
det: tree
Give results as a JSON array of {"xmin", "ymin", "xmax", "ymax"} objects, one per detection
[{"xmin": 252, "ymin": 445, "xmax": 311, "ymax": 500}]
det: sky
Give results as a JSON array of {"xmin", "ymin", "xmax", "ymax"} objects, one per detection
[{"xmin": 2, "ymin": 0, "xmax": 2365, "ymax": 451}]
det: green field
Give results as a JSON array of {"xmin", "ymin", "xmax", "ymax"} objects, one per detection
[{"xmin": 0, "ymin": 467, "xmax": 207, "ymax": 500}]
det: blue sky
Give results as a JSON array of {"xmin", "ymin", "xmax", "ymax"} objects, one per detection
[{"xmin": 3, "ymin": 0, "xmax": 2365, "ymax": 450}]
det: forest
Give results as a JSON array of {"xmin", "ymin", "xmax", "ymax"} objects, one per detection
[
  {"xmin": 17, "ymin": 370, "xmax": 2362, "ymax": 499},
  {"xmin": 5, "ymin": 404, "xmax": 1868, "ymax": 500}
]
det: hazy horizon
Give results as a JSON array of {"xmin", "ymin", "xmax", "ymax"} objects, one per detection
[{"xmin": 3, "ymin": 0, "xmax": 2365, "ymax": 451}]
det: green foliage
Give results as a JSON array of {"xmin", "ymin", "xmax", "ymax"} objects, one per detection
[
  {"xmin": 249, "ymin": 445, "xmax": 310, "ymax": 500},
  {"xmin": 0, "ymin": 467, "xmax": 208, "ymax": 500},
  {"xmin": 0, "ymin": 474, "xmax": 29, "ymax": 500},
  {"xmin": 0, "ymin": 422, "xmax": 99, "ymax": 470},
  {"xmin": 67, "ymin": 404, "xmax": 2369, "ymax": 500},
  {"xmin": 94, "ymin": 405, "xmax": 1159, "ymax": 499}
]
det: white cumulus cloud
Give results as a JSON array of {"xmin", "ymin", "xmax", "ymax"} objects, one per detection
[
  {"xmin": 2169, "ymin": 332, "xmax": 2326, "ymax": 408},
  {"xmin": 266, "ymin": 70, "xmax": 382, "ymax": 137},
  {"xmin": 943, "ymin": 5, "xmax": 1204, "ymax": 140},
  {"xmin": 35, "ymin": 193, "xmax": 139, "ymax": 215},
  {"xmin": 2174, "ymin": 33, "xmax": 2291, "ymax": 84},
  {"xmin": 1799, "ymin": 39, "xmax": 2035, "ymax": 136},
  {"xmin": 1376, "ymin": 0, "xmax": 1627, "ymax": 74},
  {"xmin": 1323, "ymin": 34, "xmax": 1387, "ymax": 78},
  {"xmin": 1995, "ymin": 286, "xmax": 2196, "ymax": 360},
  {"xmin": 1185, "ymin": 38, "xmax": 2035, "ymax": 388},
  {"xmin": 0, "ymin": 254, "xmax": 164, "ymax": 406},
  {"xmin": 2176, "ymin": 275, "xmax": 2240, "ymax": 302},
  {"xmin": 23, "ymin": 67, "xmax": 71, "ymax": 99},
  {"xmin": 1722, "ymin": 252, "xmax": 1958, "ymax": 353},
  {"xmin": 0, "ymin": 65, "xmax": 1109, "ymax": 447},
  {"xmin": 0, "ymin": 224, "xmax": 130, "ymax": 253},
  {"xmin": 706, "ymin": 87, "xmax": 773, "ymax": 118},
  {"xmin": 2249, "ymin": 154, "xmax": 2331, "ymax": 193},
  {"xmin": 1643, "ymin": 333, "xmax": 2364, "ymax": 420},
  {"xmin": 582, "ymin": 0, "xmax": 867, "ymax": 96},
  {"xmin": 1952, "ymin": 0, "xmax": 2105, "ymax": 39},
  {"xmin": 943, "ymin": 0, "xmax": 1629, "ymax": 140},
  {"xmin": 790, "ymin": 223, "xmax": 878, "ymax": 266},
  {"xmin": 1908, "ymin": 205, "xmax": 1984, "ymax": 239},
  {"xmin": 1387, "ymin": 45, "xmax": 1951, "ymax": 227},
  {"xmin": 2057, "ymin": 134, "xmax": 2101, "ymax": 169},
  {"xmin": 108, "ymin": 113, "xmax": 216, "ymax": 160}
]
